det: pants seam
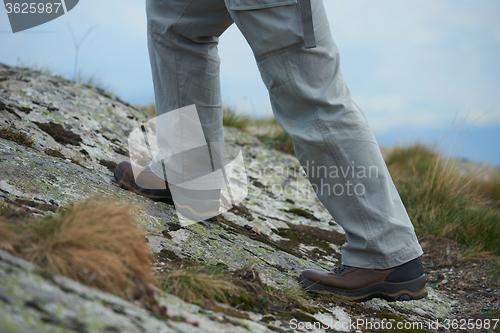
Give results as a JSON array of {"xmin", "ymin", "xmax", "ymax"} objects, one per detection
[
  {"xmin": 170, "ymin": 1, "xmax": 194, "ymax": 182},
  {"xmin": 170, "ymin": 0, "xmax": 194, "ymax": 110},
  {"xmin": 230, "ymin": 1, "xmax": 297, "ymax": 10},
  {"xmin": 256, "ymin": 42, "xmax": 304, "ymax": 61},
  {"xmin": 234, "ymin": 11, "xmax": 247, "ymax": 36}
]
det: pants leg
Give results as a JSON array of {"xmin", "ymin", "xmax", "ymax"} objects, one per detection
[
  {"xmin": 224, "ymin": 0, "xmax": 423, "ymax": 269},
  {"xmin": 146, "ymin": 0, "xmax": 233, "ymax": 220},
  {"xmin": 147, "ymin": 0, "xmax": 423, "ymax": 269},
  {"xmin": 146, "ymin": 0, "xmax": 233, "ymax": 145}
]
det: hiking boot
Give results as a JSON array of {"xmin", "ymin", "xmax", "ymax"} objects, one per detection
[
  {"xmin": 114, "ymin": 161, "xmax": 219, "ymax": 221},
  {"xmin": 298, "ymin": 258, "xmax": 427, "ymax": 302},
  {"xmin": 114, "ymin": 161, "xmax": 173, "ymax": 204}
]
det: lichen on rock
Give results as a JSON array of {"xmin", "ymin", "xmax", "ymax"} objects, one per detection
[{"xmin": 0, "ymin": 63, "xmax": 455, "ymax": 332}]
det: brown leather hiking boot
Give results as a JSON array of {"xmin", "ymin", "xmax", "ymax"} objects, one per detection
[
  {"xmin": 298, "ymin": 258, "xmax": 427, "ymax": 302},
  {"xmin": 114, "ymin": 161, "xmax": 173, "ymax": 204},
  {"xmin": 114, "ymin": 161, "xmax": 219, "ymax": 221}
]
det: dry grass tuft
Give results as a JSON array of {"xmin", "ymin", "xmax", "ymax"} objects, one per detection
[
  {"xmin": 0, "ymin": 222, "xmax": 17, "ymax": 251},
  {"xmin": 249, "ymin": 117, "xmax": 295, "ymax": 154},
  {"xmin": 137, "ymin": 103, "xmax": 156, "ymax": 117},
  {"xmin": 223, "ymin": 107, "xmax": 253, "ymax": 130},
  {"xmin": 24, "ymin": 199, "xmax": 153, "ymax": 293},
  {"xmin": 387, "ymin": 143, "xmax": 500, "ymax": 258},
  {"xmin": 474, "ymin": 172, "xmax": 500, "ymax": 209}
]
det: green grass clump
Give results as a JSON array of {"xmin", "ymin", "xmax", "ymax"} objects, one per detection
[
  {"xmin": 257, "ymin": 129, "xmax": 294, "ymax": 155},
  {"xmin": 387, "ymin": 144, "xmax": 500, "ymax": 258},
  {"xmin": 252, "ymin": 117, "xmax": 294, "ymax": 154},
  {"xmin": 0, "ymin": 201, "xmax": 27, "ymax": 218},
  {"xmin": 160, "ymin": 263, "xmax": 313, "ymax": 318},
  {"xmin": 161, "ymin": 266, "xmax": 236, "ymax": 303},
  {"xmin": 223, "ymin": 107, "xmax": 252, "ymax": 130},
  {"xmin": 44, "ymin": 148, "xmax": 65, "ymax": 159},
  {"xmin": 224, "ymin": 112, "xmax": 295, "ymax": 154},
  {"xmin": 137, "ymin": 105, "xmax": 254, "ymax": 132},
  {"xmin": 286, "ymin": 208, "xmax": 319, "ymax": 221},
  {"xmin": 99, "ymin": 159, "xmax": 118, "ymax": 172},
  {"xmin": 475, "ymin": 173, "xmax": 500, "ymax": 209},
  {"xmin": 134, "ymin": 105, "xmax": 297, "ymax": 155},
  {"xmin": 0, "ymin": 124, "xmax": 34, "ymax": 147},
  {"xmin": 138, "ymin": 103, "xmax": 156, "ymax": 117}
]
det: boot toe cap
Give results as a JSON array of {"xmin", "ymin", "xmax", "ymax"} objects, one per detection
[{"xmin": 115, "ymin": 161, "xmax": 133, "ymax": 180}]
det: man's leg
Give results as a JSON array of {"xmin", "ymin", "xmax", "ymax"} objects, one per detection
[
  {"xmin": 114, "ymin": 0, "xmax": 234, "ymax": 219},
  {"xmin": 146, "ymin": 0, "xmax": 233, "ymax": 144},
  {"xmin": 149, "ymin": 0, "xmax": 234, "ymax": 210},
  {"xmin": 223, "ymin": 0, "xmax": 423, "ymax": 270}
]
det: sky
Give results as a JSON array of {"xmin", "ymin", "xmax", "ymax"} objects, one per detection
[{"xmin": 1, "ymin": 0, "xmax": 499, "ymax": 166}]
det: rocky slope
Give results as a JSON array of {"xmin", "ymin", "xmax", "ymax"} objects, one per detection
[{"xmin": 0, "ymin": 63, "xmax": 457, "ymax": 332}]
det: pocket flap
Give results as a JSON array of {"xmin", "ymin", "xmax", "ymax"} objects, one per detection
[{"xmin": 229, "ymin": 0, "xmax": 297, "ymax": 10}]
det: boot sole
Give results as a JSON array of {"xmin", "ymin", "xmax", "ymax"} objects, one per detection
[
  {"xmin": 113, "ymin": 165, "xmax": 174, "ymax": 205},
  {"xmin": 298, "ymin": 273, "xmax": 428, "ymax": 302},
  {"xmin": 113, "ymin": 166, "xmax": 220, "ymax": 221}
]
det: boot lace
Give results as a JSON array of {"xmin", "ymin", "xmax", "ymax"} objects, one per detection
[{"xmin": 332, "ymin": 265, "xmax": 347, "ymax": 275}]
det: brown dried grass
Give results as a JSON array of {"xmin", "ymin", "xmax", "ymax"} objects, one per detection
[
  {"xmin": 0, "ymin": 222, "xmax": 17, "ymax": 251},
  {"xmin": 24, "ymin": 198, "xmax": 153, "ymax": 294},
  {"xmin": 387, "ymin": 144, "xmax": 500, "ymax": 258}
]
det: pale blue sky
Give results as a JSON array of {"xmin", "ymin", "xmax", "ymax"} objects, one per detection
[{"xmin": 1, "ymin": 0, "xmax": 499, "ymax": 165}]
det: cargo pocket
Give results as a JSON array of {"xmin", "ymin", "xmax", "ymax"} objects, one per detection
[
  {"xmin": 228, "ymin": 0, "xmax": 315, "ymax": 50},
  {"xmin": 228, "ymin": 0, "xmax": 297, "ymax": 10}
]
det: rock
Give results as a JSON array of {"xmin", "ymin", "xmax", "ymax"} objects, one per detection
[
  {"xmin": 0, "ymin": 62, "xmax": 456, "ymax": 332},
  {"xmin": 0, "ymin": 250, "xmax": 270, "ymax": 333}
]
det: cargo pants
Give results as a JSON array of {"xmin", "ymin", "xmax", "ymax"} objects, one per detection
[{"xmin": 146, "ymin": 0, "xmax": 423, "ymax": 269}]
